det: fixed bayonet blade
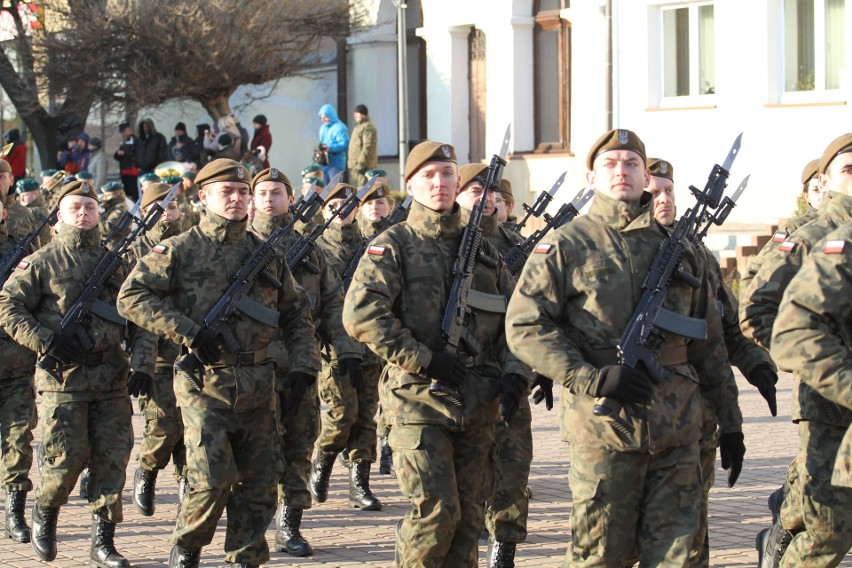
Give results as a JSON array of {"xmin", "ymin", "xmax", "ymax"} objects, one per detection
[
  {"xmin": 571, "ymin": 187, "xmax": 595, "ymax": 211},
  {"xmin": 327, "ymin": 171, "xmax": 344, "ymax": 190},
  {"xmin": 128, "ymin": 193, "xmax": 144, "ymax": 220},
  {"xmin": 498, "ymin": 124, "xmax": 511, "ymax": 161},
  {"xmin": 160, "ymin": 182, "xmax": 181, "ymax": 210},
  {"xmin": 356, "ymin": 176, "xmax": 378, "ymax": 201},
  {"xmin": 721, "ymin": 132, "xmax": 743, "ymax": 172},
  {"xmin": 728, "ymin": 174, "xmax": 749, "ymax": 204},
  {"xmin": 547, "ymin": 171, "xmax": 567, "ymax": 197}
]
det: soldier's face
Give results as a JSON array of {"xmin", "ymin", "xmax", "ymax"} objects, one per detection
[
  {"xmin": 407, "ymin": 161, "xmax": 459, "ymax": 213},
  {"xmin": 648, "ymin": 175, "xmax": 676, "ymax": 227},
  {"xmin": 820, "ymin": 152, "xmax": 852, "ymax": 197},
  {"xmin": 58, "ymin": 195, "xmax": 99, "ymax": 230},
  {"xmin": 588, "ymin": 150, "xmax": 649, "ymax": 203},
  {"xmin": 0, "ymin": 171, "xmax": 11, "ymax": 198},
  {"xmin": 199, "ymin": 181, "xmax": 250, "ymax": 221},
  {"xmin": 362, "ymin": 197, "xmax": 391, "ymax": 222},
  {"xmin": 147, "ymin": 200, "xmax": 180, "ymax": 223},
  {"xmin": 495, "ymin": 194, "xmax": 509, "ymax": 223},
  {"xmin": 456, "ymin": 181, "xmax": 496, "ymax": 216},
  {"xmin": 254, "ymin": 181, "xmax": 291, "ymax": 216},
  {"xmin": 323, "ymin": 197, "xmax": 356, "ymax": 225},
  {"xmin": 804, "ymin": 178, "xmax": 823, "ymax": 209}
]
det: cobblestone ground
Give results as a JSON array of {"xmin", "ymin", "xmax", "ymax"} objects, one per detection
[{"xmin": 1, "ymin": 371, "xmax": 850, "ymax": 566}]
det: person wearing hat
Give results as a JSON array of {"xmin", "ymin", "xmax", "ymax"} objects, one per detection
[
  {"xmin": 0, "ymin": 179, "xmax": 151, "ymax": 567},
  {"xmin": 496, "ymin": 179, "xmax": 518, "ymax": 228},
  {"xmin": 114, "ymin": 122, "xmax": 140, "ymax": 201},
  {"xmin": 505, "ymin": 129, "xmax": 738, "ymax": 566},
  {"xmin": 2, "ymin": 128, "xmax": 27, "ymax": 180},
  {"xmin": 167, "ymin": 122, "xmax": 200, "ymax": 168},
  {"xmin": 179, "ymin": 171, "xmax": 202, "ymax": 227},
  {"xmin": 457, "ymin": 163, "xmax": 524, "ymax": 257},
  {"xmin": 39, "ymin": 169, "xmax": 65, "ymax": 207},
  {"xmin": 358, "ymin": 182, "xmax": 395, "ymax": 237},
  {"xmin": 317, "ymin": 104, "xmax": 349, "ymax": 184},
  {"xmin": 15, "ymin": 178, "xmax": 54, "ymax": 245},
  {"xmin": 116, "ymin": 158, "xmax": 321, "ymax": 568},
  {"xmin": 76, "ymin": 170, "xmax": 95, "ymax": 191},
  {"xmin": 0, "ymin": 158, "xmax": 43, "ymax": 249},
  {"xmin": 742, "ymin": 133, "xmax": 852, "ymax": 566},
  {"xmin": 342, "ymin": 141, "xmax": 529, "ymax": 566},
  {"xmin": 136, "ymin": 119, "xmax": 167, "ymax": 179},
  {"xmin": 97, "ymin": 181, "xmax": 130, "ymax": 244},
  {"xmin": 347, "ymin": 104, "xmax": 377, "ymax": 187},
  {"xmin": 295, "ymin": 175, "xmax": 326, "ymax": 235},
  {"xmin": 250, "ymin": 115, "xmax": 272, "ymax": 169}
]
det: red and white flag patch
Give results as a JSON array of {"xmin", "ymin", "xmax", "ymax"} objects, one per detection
[
  {"xmin": 823, "ymin": 240, "xmax": 846, "ymax": 254},
  {"xmin": 367, "ymin": 245, "xmax": 385, "ymax": 256},
  {"xmin": 16, "ymin": 261, "xmax": 29, "ymax": 270},
  {"xmin": 152, "ymin": 244, "xmax": 168, "ymax": 254},
  {"xmin": 778, "ymin": 241, "xmax": 798, "ymax": 253},
  {"xmin": 771, "ymin": 231, "xmax": 786, "ymax": 243},
  {"xmin": 534, "ymin": 243, "xmax": 553, "ymax": 254}
]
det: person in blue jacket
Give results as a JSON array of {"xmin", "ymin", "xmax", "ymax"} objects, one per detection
[{"xmin": 317, "ymin": 104, "xmax": 350, "ymax": 183}]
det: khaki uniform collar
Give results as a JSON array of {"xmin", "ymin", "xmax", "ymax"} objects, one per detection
[
  {"xmin": 817, "ymin": 190, "xmax": 852, "ymax": 222},
  {"xmin": 199, "ymin": 210, "xmax": 247, "ymax": 244},
  {"xmin": 458, "ymin": 206, "xmax": 499, "ymax": 237},
  {"xmin": 324, "ymin": 218, "xmax": 362, "ymax": 244},
  {"xmin": 587, "ymin": 190, "xmax": 654, "ymax": 231},
  {"xmin": 407, "ymin": 200, "xmax": 462, "ymax": 239},
  {"xmin": 251, "ymin": 210, "xmax": 291, "ymax": 238},
  {"xmin": 57, "ymin": 222, "xmax": 101, "ymax": 248}
]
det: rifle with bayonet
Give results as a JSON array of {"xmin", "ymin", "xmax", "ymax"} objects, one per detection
[
  {"xmin": 101, "ymin": 194, "xmax": 143, "ymax": 247},
  {"xmin": 37, "ymin": 183, "xmax": 180, "ymax": 383},
  {"xmin": 0, "ymin": 206, "xmax": 59, "ymax": 288},
  {"xmin": 503, "ymin": 185, "xmax": 593, "ymax": 277},
  {"xmin": 592, "ymin": 133, "xmax": 744, "ymax": 439},
  {"xmin": 342, "ymin": 195, "xmax": 413, "ymax": 292},
  {"xmin": 433, "ymin": 125, "xmax": 512, "ymax": 406},
  {"xmin": 507, "ymin": 171, "xmax": 566, "ymax": 234}
]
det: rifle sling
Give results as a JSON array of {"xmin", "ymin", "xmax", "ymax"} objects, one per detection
[
  {"xmin": 466, "ymin": 290, "xmax": 507, "ymax": 314},
  {"xmin": 90, "ymin": 299, "xmax": 128, "ymax": 326},
  {"xmin": 237, "ymin": 296, "xmax": 281, "ymax": 328}
]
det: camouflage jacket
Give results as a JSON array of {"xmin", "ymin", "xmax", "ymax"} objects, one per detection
[
  {"xmin": 771, "ymin": 222, "xmax": 852, "ymax": 428},
  {"xmin": 478, "ymin": 210, "xmax": 524, "ymax": 258},
  {"xmin": 343, "ymin": 200, "xmax": 530, "ymax": 428},
  {"xmin": 117, "ymin": 211, "xmax": 321, "ymax": 411},
  {"xmin": 317, "ymin": 219, "xmax": 366, "ymax": 278},
  {"xmin": 99, "ymin": 196, "xmax": 129, "ymax": 242},
  {"xmin": 505, "ymin": 191, "xmax": 736, "ymax": 453},
  {"xmin": 0, "ymin": 221, "xmax": 36, "ymax": 381},
  {"xmin": 740, "ymin": 190, "xmax": 852, "ymax": 351},
  {"xmin": 837, "ymin": 425, "xmax": 851, "ymax": 488},
  {"xmin": 0, "ymin": 222, "xmax": 149, "ymax": 393},
  {"xmin": 23, "ymin": 196, "xmax": 54, "ymax": 246},
  {"xmin": 6, "ymin": 196, "xmax": 41, "ymax": 250}
]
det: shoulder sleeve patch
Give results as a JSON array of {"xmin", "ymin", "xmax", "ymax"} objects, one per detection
[
  {"xmin": 152, "ymin": 244, "xmax": 168, "ymax": 254},
  {"xmin": 16, "ymin": 260, "xmax": 29, "ymax": 270},
  {"xmin": 823, "ymin": 240, "xmax": 846, "ymax": 254},
  {"xmin": 367, "ymin": 245, "xmax": 385, "ymax": 256},
  {"xmin": 778, "ymin": 241, "xmax": 798, "ymax": 253},
  {"xmin": 772, "ymin": 231, "xmax": 787, "ymax": 243},
  {"xmin": 534, "ymin": 243, "xmax": 553, "ymax": 254}
]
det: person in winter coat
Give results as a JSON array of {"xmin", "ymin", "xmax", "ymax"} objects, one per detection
[{"xmin": 317, "ymin": 104, "xmax": 349, "ymax": 184}]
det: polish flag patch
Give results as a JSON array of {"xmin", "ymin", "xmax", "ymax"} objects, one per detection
[
  {"xmin": 152, "ymin": 244, "xmax": 168, "ymax": 254},
  {"xmin": 778, "ymin": 241, "xmax": 798, "ymax": 253},
  {"xmin": 534, "ymin": 243, "xmax": 553, "ymax": 254},
  {"xmin": 16, "ymin": 261, "xmax": 29, "ymax": 270},
  {"xmin": 823, "ymin": 240, "xmax": 846, "ymax": 254},
  {"xmin": 771, "ymin": 231, "xmax": 787, "ymax": 243},
  {"xmin": 367, "ymin": 245, "xmax": 385, "ymax": 256}
]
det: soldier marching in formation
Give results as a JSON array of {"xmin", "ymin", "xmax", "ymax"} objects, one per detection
[{"xmin": 0, "ymin": 120, "xmax": 848, "ymax": 568}]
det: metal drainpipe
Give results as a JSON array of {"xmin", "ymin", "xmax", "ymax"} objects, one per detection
[{"xmin": 605, "ymin": 0, "xmax": 613, "ymax": 131}]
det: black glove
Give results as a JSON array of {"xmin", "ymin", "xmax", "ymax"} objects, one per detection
[
  {"xmin": 45, "ymin": 332, "xmax": 79, "ymax": 365},
  {"xmin": 746, "ymin": 364, "xmax": 778, "ymax": 417},
  {"xmin": 531, "ymin": 374, "xmax": 554, "ymax": 411},
  {"xmin": 426, "ymin": 351, "xmax": 468, "ymax": 387},
  {"xmin": 339, "ymin": 358, "xmax": 363, "ymax": 390},
  {"xmin": 127, "ymin": 371, "xmax": 153, "ymax": 398},
  {"xmin": 719, "ymin": 431, "xmax": 745, "ymax": 488},
  {"xmin": 190, "ymin": 328, "xmax": 221, "ymax": 366},
  {"xmin": 281, "ymin": 371, "xmax": 316, "ymax": 415},
  {"xmin": 499, "ymin": 374, "xmax": 527, "ymax": 426},
  {"xmin": 596, "ymin": 365, "xmax": 652, "ymax": 404}
]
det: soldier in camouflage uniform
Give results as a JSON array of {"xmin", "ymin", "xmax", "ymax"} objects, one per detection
[
  {"xmin": 0, "ymin": 159, "xmax": 42, "ymax": 250},
  {"xmin": 39, "ymin": 169, "xmax": 66, "ymax": 209},
  {"xmin": 770, "ymin": 221, "xmax": 852, "ymax": 565},
  {"xmin": 496, "ymin": 179, "xmax": 519, "ymax": 230},
  {"xmin": 16, "ymin": 178, "xmax": 55, "ymax": 245},
  {"xmin": 343, "ymin": 141, "xmax": 531, "ymax": 567},
  {"xmin": 248, "ymin": 167, "xmax": 362, "ymax": 556},
  {"xmin": 97, "ymin": 181, "xmax": 130, "ymax": 241},
  {"xmin": 117, "ymin": 159, "xmax": 321, "ymax": 568},
  {"xmin": 0, "ymin": 197, "xmax": 38, "ymax": 545},
  {"xmin": 742, "ymin": 133, "xmax": 852, "ymax": 567},
  {"xmin": 122, "ymin": 183, "xmax": 188, "ymax": 519},
  {"xmin": 178, "ymin": 172, "xmax": 202, "ymax": 229},
  {"xmin": 505, "ymin": 129, "xmax": 743, "ymax": 566},
  {"xmin": 311, "ymin": 182, "xmax": 388, "ymax": 512},
  {"xmin": 0, "ymin": 180, "xmax": 152, "ymax": 568},
  {"xmin": 647, "ymin": 158, "xmax": 775, "ymax": 567}
]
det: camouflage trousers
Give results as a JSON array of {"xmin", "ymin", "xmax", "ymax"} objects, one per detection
[
  {"xmin": 137, "ymin": 369, "xmax": 186, "ymax": 478},
  {"xmin": 391, "ymin": 423, "xmax": 497, "ymax": 568},
  {"xmin": 37, "ymin": 390, "xmax": 133, "ymax": 523},
  {"xmin": 276, "ymin": 376, "xmax": 320, "ymax": 508},
  {"xmin": 779, "ymin": 420, "xmax": 852, "ymax": 567},
  {"xmin": 565, "ymin": 442, "xmax": 701, "ymax": 567},
  {"xmin": 835, "ymin": 425, "xmax": 851, "ymax": 488},
  {"xmin": 317, "ymin": 359, "xmax": 381, "ymax": 463},
  {"xmin": 688, "ymin": 416, "xmax": 718, "ymax": 567},
  {"xmin": 0, "ymin": 377, "xmax": 36, "ymax": 491},
  {"xmin": 486, "ymin": 396, "xmax": 532, "ymax": 544}
]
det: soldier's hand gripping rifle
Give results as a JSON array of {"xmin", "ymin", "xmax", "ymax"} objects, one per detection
[
  {"xmin": 37, "ymin": 183, "xmax": 180, "ymax": 383},
  {"xmin": 592, "ymin": 133, "xmax": 743, "ymax": 439},
  {"xmin": 433, "ymin": 125, "xmax": 511, "ymax": 406},
  {"xmin": 0, "ymin": 206, "xmax": 58, "ymax": 288},
  {"xmin": 507, "ymin": 171, "xmax": 566, "ymax": 234},
  {"xmin": 503, "ymin": 185, "xmax": 593, "ymax": 277}
]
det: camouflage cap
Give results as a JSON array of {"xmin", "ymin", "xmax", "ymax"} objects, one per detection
[
  {"xmin": 818, "ymin": 133, "xmax": 852, "ymax": 174},
  {"xmin": 0, "ymin": 159, "xmax": 10, "ymax": 174},
  {"xmin": 586, "ymin": 128, "xmax": 647, "ymax": 171},
  {"xmin": 141, "ymin": 182, "xmax": 173, "ymax": 209},
  {"xmin": 404, "ymin": 141, "xmax": 457, "ymax": 181},
  {"xmin": 647, "ymin": 158, "xmax": 674, "ymax": 181},
  {"xmin": 99, "ymin": 181, "xmax": 124, "ymax": 194},
  {"xmin": 195, "ymin": 158, "xmax": 250, "ymax": 188},
  {"xmin": 365, "ymin": 168, "xmax": 388, "ymax": 178},
  {"xmin": 458, "ymin": 163, "xmax": 488, "ymax": 191},
  {"xmin": 139, "ymin": 172, "xmax": 162, "ymax": 183},
  {"xmin": 57, "ymin": 180, "xmax": 97, "ymax": 203},
  {"xmin": 323, "ymin": 182, "xmax": 358, "ymax": 205},
  {"xmin": 362, "ymin": 182, "xmax": 390, "ymax": 203},
  {"xmin": 15, "ymin": 178, "xmax": 40, "ymax": 194},
  {"xmin": 801, "ymin": 158, "xmax": 819, "ymax": 185},
  {"xmin": 499, "ymin": 179, "xmax": 513, "ymax": 198},
  {"xmin": 251, "ymin": 167, "xmax": 293, "ymax": 196}
]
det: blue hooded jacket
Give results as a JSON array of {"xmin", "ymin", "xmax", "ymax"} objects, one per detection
[{"xmin": 318, "ymin": 104, "xmax": 349, "ymax": 171}]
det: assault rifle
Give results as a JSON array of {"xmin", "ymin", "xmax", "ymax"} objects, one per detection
[
  {"xmin": 503, "ymin": 186, "xmax": 593, "ymax": 277},
  {"xmin": 37, "ymin": 183, "xmax": 180, "ymax": 383},
  {"xmin": 342, "ymin": 195, "xmax": 412, "ymax": 292},
  {"xmin": 433, "ymin": 125, "xmax": 511, "ymax": 406},
  {"xmin": 507, "ymin": 171, "xmax": 566, "ymax": 234},
  {"xmin": 592, "ymin": 133, "xmax": 744, "ymax": 438},
  {"xmin": 0, "ymin": 206, "xmax": 58, "ymax": 288},
  {"xmin": 101, "ymin": 194, "xmax": 143, "ymax": 247}
]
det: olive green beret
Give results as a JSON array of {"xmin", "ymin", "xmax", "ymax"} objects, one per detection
[
  {"xmin": 818, "ymin": 133, "xmax": 852, "ymax": 174},
  {"xmin": 57, "ymin": 180, "xmax": 97, "ymax": 203},
  {"xmin": 99, "ymin": 181, "xmax": 124, "ymax": 194},
  {"xmin": 15, "ymin": 178, "xmax": 40, "ymax": 194},
  {"xmin": 404, "ymin": 141, "xmax": 457, "ymax": 181},
  {"xmin": 195, "ymin": 158, "xmax": 250, "ymax": 188},
  {"xmin": 458, "ymin": 163, "xmax": 488, "ymax": 191},
  {"xmin": 362, "ymin": 182, "xmax": 390, "ymax": 203},
  {"xmin": 301, "ymin": 164, "xmax": 322, "ymax": 177},
  {"xmin": 365, "ymin": 168, "xmax": 387, "ymax": 178},
  {"xmin": 499, "ymin": 179, "xmax": 513, "ymax": 198},
  {"xmin": 251, "ymin": 167, "xmax": 293, "ymax": 195},
  {"xmin": 181, "ymin": 170, "xmax": 196, "ymax": 180},
  {"xmin": 139, "ymin": 172, "xmax": 161, "ymax": 183},
  {"xmin": 801, "ymin": 158, "xmax": 819, "ymax": 185},
  {"xmin": 647, "ymin": 158, "xmax": 674, "ymax": 181},
  {"xmin": 323, "ymin": 182, "xmax": 358, "ymax": 205},
  {"xmin": 586, "ymin": 128, "xmax": 646, "ymax": 171},
  {"xmin": 0, "ymin": 159, "xmax": 11, "ymax": 174},
  {"xmin": 141, "ymin": 182, "xmax": 173, "ymax": 209}
]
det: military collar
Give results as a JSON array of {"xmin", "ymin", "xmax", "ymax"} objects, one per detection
[
  {"xmin": 817, "ymin": 190, "xmax": 852, "ymax": 223},
  {"xmin": 406, "ymin": 200, "xmax": 462, "ymax": 239},
  {"xmin": 324, "ymin": 218, "xmax": 363, "ymax": 244},
  {"xmin": 147, "ymin": 219, "xmax": 181, "ymax": 243},
  {"xmin": 199, "ymin": 210, "xmax": 248, "ymax": 244},
  {"xmin": 103, "ymin": 196, "xmax": 125, "ymax": 209},
  {"xmin": 57, "ymin": 222, "xmax": 102, "ymax": 248},
  {"xmin": 458, "ymin": 206, "xmax": 498, "ymax": 237},
  {"xmin": 586, "ymin": 190, "xmax": 653, "ymax": 231},
  {"xmin": 251, "ymin": 210, "xmax": 291, "ymax": 238}
]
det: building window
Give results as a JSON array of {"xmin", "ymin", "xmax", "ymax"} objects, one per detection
[
  {"xmin": 534, "ymin": 0, "xmax": 570, "ymax": 152},
  {"xmin": 784, "ymin": 0, "xmax": 845, "ymax": 92},
  {"xmin": 661, "ymin": 3, "xmax": 715, "ymax": 97}
]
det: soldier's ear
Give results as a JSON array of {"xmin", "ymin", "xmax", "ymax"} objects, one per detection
[
  {"xmin": 197, "ymin": 187, "xmax": 208, "ymax": 204},
  {"xmin": 586, "ymin": 170, "xmax": 596, "ymax": 189}
]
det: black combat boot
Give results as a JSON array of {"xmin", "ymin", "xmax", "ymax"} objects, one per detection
[
  {"xmin": 348, "ymin": 460, "xmax": 382, "ymax": 511},
  {"xmin": 274, "ymin": 505, "xmax": 313, "ymax": 557},
  {"xmin": 177, "ymin": 476, "xmax": 189, "ymax": 516},
  {"xmin": 90, "ymin": 516, "xmax": 129, "ymax": 568},
  {"xmin": 79, "ymin": 466, "xmax": 90, "ymax": 500},
  {"xmin": 487, "ymin": 538, "xmax": 517, "ymax": 568},
  {"xmin": 756, "ymin": 522, "xmax": 792, "ymax": 568},
  {"xmin": 337, "ymin": 448, "xmax": 351, "ymax": 469},
  {"xmin": 31, "ymin": 502, "xmax": 59, "ymax": 561},
  {"xmin": 168, "ymin": 545, "xmax": 201, "ymax": 568},
  {"xmin": 5, "ymin": 490, "xmax": 30, "ymax": 543},
  {"xmin": 132, "ymin": 467, "xmax": 158, "ymax": 516},
  {"xmin": 379, "ymin": 436, "xmax": 393, "ymax": 475},
  {"xmin": 309, "ymin": 451, "xmax": 337, "ymax": 503}
]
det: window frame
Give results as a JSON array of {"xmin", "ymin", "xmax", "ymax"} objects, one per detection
[
  {"xmin": 532, "ymin": 1, "xmax": 571, "ymax": 153},
  {"xmin": 656, "ymin": 1, "xmax": 717, "ymax": 109}
]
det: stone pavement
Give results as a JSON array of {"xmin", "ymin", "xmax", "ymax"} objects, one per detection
[{"xmin": 1, "ymin": 371, "xmax": 850, "ymax": 567}]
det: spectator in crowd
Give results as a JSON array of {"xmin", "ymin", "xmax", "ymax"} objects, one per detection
[
  {"xmin": 212, "ymin": 133, "xmax": 240, "ymax": 161},
  {"xmin": 114, "ymin": 122, "xmax": 140, "ymax": 200},
  {"xmin": 317, "ymin": 104, "xmax": 349, "ymax": 183},
  {"xmin": 2, "ymin": 129, "xmax": 27, "ymax": 180},
  {"xmin": 137, "ymin": 118, "xmax": 167, "ymax": 176},
  {"xmin": 167, "ymin": 122, "xmax": 200, "ymax": 168},
  {"xmin": 250, "ymin": 114, "xmax": 272, "ymax": 169},
  {"xmin": 58, "ymin": 133, "xmax": 91, "ymax": 175},
  {"xmin": 88, "ymin": 137, "xmax": 108, "ymax": 191},
  {"xmin": 195, "ymin": 123, "xmax": 212, "ymax": 166}
]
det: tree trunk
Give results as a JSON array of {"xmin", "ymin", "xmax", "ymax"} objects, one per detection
[
  {"xmin": 199, "ymin": 94, "xmax": 233, "ymax": 122},
  {"xmin": 21, "ymin": 112, "xmax": 62, "ymax": 171}
]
